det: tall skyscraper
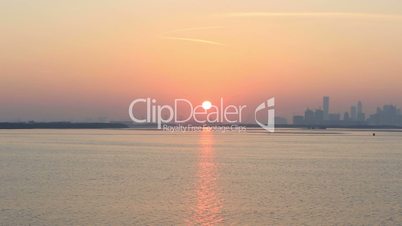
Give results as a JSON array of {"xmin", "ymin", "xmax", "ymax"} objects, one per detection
[
  {"xmin": 323, "ymin": 96, "xmax": 329, "ymax": 120},
  {"xmin": 357, "ymin": 101, "xmax": 362, "ymax": 115}
]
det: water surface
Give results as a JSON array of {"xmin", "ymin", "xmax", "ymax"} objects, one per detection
[{"xmin": 0, "ymin": 129, "xmax": 401, "ymax": 225}]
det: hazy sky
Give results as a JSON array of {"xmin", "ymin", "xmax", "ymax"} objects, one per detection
[{"xmin": 1, "ymin": 0, "xmax": 402, "ymax": 121}]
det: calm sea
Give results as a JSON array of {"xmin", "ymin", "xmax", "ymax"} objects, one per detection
[{"xmin": 0, "ymin": 129, "xmax": 401, "ymax": 225}]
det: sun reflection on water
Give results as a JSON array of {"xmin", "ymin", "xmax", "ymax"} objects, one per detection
[{"xmin": 187, "ymin": 129, "xmax": 223, "ymax": 225}]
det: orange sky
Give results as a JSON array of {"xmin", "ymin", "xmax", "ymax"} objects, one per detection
[{"xmin": 1, "ymin": 1, "xmax": 402, "ymax": 121}]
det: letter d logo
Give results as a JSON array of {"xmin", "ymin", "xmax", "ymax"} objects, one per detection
[{"xmin": 254, "ymin": 97, "xmax": 275, "ymax": 132}]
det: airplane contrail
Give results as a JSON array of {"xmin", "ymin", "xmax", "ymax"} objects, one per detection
[
  {"xmin": 165, "ymin": 26, "xmax": 224, "ymax": 34},
  {"xmin": 219, "ymin": 12, "xmax": 402, "ymax": 20},
  {"xmin": 162, "ymin": 37, "xmax": 225, "ymax": 46}
]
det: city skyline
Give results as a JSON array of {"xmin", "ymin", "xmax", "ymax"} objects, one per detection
[
  {"xmin": 293, "ymin": 96, "xmax": 402, "ymax": 126},
  {"xmin": 2, "ymin": 95, "xmax": 402, "ymax": 127}
]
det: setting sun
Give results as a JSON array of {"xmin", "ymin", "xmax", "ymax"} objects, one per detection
[{"xmin": 202, "ymin": 101, "xmax": 212, "ymax": 110}]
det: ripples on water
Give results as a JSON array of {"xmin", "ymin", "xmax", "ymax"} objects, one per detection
[
  {"xmin": 0, "ymin": 129, "xmax": 401, "ymax": 225},
  {"xmin": 188, "ymin": 130, "xmax": 223, "ymax": 225}
]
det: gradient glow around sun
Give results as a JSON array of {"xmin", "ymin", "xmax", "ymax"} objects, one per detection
[{"xmin": 202, "ymin": 100, "xmax": 212, "ymax": 110}]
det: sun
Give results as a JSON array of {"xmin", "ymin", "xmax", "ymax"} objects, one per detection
[{"xmin": 202, "ymin": 100, "xmax": 212, "ymax": 110}]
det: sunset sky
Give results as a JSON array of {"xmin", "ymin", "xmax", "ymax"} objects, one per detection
[{"xmin": 1, "ymin": 0, "xmax": 402, "ymax": 122}]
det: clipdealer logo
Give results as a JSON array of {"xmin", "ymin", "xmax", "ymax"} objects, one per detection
[{"xmin": 128, "ymin": 97, "xmax": 275, "ymax": 132}]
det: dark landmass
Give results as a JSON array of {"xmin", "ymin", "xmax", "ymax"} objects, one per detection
[
  {"xmin": 273, "ymin": 124, "xmax": 402, "ymax": 130},
  {"xmin": 0, "ymin": 122, "xmax": 129, "ymax": 129},
  {"xmin": 1, "ymin": 122, "xmax": 401, "ymax": 130},
  {"xmin": 120, "ymin": 122, "xmax": 402, "ymax": 130}
]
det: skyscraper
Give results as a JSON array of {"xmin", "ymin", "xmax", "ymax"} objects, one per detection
[
  {"xmin": 357, "ymin": 101, "xmax": 362, "ymax": 115},
  {"xmin": 304, "ymin": 108, "xmax": 314, "ymax": 124},
  {"xmin": 323, "ymin": 96, "xmax": 329, "ymax": 120}
]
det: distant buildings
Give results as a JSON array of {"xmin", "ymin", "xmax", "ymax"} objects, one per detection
[
  {"xmin": 367, "ymin": 105, "xmax": 402, "ymax": 126},
  {"xmin": 351, "ymin": 106, "xmax": 357, "ymax": 121},
  {"xmin": 275, "ymin": 117, "xmax": 288, "ymax": 125},
  {"xmin": 357, "ymin": 101, "xmax": 365, "ymax": 121},
  {"xmin": 328, "ymin": 113, "xmax": 340, "ymax": 121},
  {"xmin": 291, "ymin": 96, "xmax": 402, "ymax": 127},
  {"xmin": 323, "ymin": 96, "xmax": 329, "ymax": 120},
  {"xmin": 293, "ymin": 115, "xmax": 304, "ymax": 125},
  {"xmin": 304, "ymin": 108, "xmax": 314, "ymax": 124},
  {"xmin": 293, "ymin": 96, "xmax": 331, "ymax": 126},
  {"xmin": 347, "ymin": 101, "xmax": 365, "ymax": 122},
  {"xmin": 343, "ymin": 112, "xmax": 350, "ymax": 122},
  {"xmin": 314, "ymin": 109, "xmax": 324, "ymax": 123}
]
